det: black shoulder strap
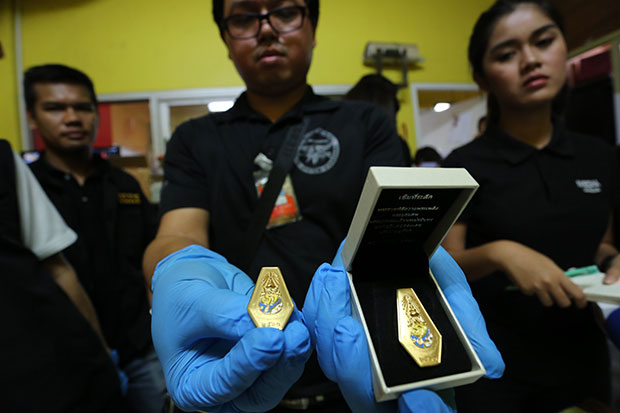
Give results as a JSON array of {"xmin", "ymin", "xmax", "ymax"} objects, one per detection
[
  {"xmin": 0, "ymin": 140, "xmax": 22, "ymax": 244},
  {"xmin": 238, "ymin": 118, "xmax": 309, "ymax": 271}
]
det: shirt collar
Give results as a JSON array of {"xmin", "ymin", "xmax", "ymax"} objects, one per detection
[
  {"xmin": 484, "ymin": 121, "xmax": 574, "ymax": 165},
  {"xmin": 38, "ymin": 151, "xmax": 109, "ymax": 182},
  {"xmin": 213, "ymin": 86, "xmax": 339, "ymax": 124},
  {"xmin": 545, "ymin": 122, "xmax": 574, "ymax": 157}
]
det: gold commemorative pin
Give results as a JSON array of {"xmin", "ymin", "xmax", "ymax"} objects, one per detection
[
  {"xmin": 397, "ymin": 288, "xmax": 442, "ymax": 367},
  {"xmin": 247, "ymin": 267, "xmax": 293, "ymax": 330}
]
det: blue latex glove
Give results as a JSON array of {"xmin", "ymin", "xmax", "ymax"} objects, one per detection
[
  {"xmin": 303, "ymin": 244, "xmax": 504, "ymax": 413},
  {"xmin": 151, "ymin": 245, "xmax": 312, "ymax": 412},
  {"xmin": 429, "ymin": 247, "xmax": 504, "ymax": 379},
  {"xmin": 109, "ymin": 349, "xmax": 129, "ymax": 396},
  {"xmin": 606, "ymin": 307, "xmax": 620, "ymax": 351}
]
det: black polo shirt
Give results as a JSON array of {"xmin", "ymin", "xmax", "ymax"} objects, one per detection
[
  {"xmin": 32, "ymin": 156, "xmax": 111, "ymax": 295},
  {"xmin": 161, "ymin": 88, "xmax": 405, "ymax": 398},
  {"xmin": 161, "ymin": 88, "xmax": 406, "ymax": 305},
  {"xmin": 30, "ymin": 155, "xmax": 155, "ymax": 366},
  {"xmin": 443, "ymin": 123, "xmax": 619, "ymax": 385}
]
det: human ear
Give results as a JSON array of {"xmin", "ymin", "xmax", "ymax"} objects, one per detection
[
  {"xmin": 311, "ymin": 26, "xmax": 316, "ymax": 49},
  {"xmin": 222, "ymin": 36, "xmax": 233, "ymax": 61},
  {"xmin": 26, "ymin": 111, "xmax": 38, "ymax": 131},
  {"xmin": 474, "ymin": 73, "xmax": 489, "ymax": 92}
]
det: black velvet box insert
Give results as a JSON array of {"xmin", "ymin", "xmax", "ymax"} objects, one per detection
[{"xmin": 341, "ymin": 167, "xmax": 484, "ymax": 402}]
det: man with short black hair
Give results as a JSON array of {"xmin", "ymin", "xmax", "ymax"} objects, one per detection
[
  {"xmin": 145, "ymin": 1, "xmax": 405, "ymax": 411},
  {"xmin": 25, "ymin": 63, "xmax": 166, "ymax": 413},
  {"xmin": 144, "ymin": 1, "xmax": 503, "ymax": 412}
]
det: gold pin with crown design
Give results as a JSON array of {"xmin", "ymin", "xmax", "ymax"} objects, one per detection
[
  {"xmin": 397, "ymin": 288, "xmax": 442, "ymax": 367},
  {"xmin": 248, "ymin": 267, "xmax": 293, "ymax": 330}
]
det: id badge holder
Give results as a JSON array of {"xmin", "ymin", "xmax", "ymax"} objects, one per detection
[{"xmin": 254, "ymin": 153, "xmax": 302, "ymax": 229}]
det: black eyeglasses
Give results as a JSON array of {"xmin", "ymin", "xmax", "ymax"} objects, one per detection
[{"xmin": 221, "ymin": 5, "xmax": 307, "ymax": 39}]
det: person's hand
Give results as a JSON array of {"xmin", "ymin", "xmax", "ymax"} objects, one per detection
[
  {"xmin": 151, "ymin": 245, "xmax": 312, "ymax": 412},
  {"xmin": 603, "ymin": 255, "xmax": 620, "ymax": 285},
  {"xmin": 303, "ymin": 244, "xmax": 504, "ymax": 412},
  {"xmin": 109, "ymin": 349, "xmax": 129, "ymax": 395},
  {"xmin": 304, "ymin": 263, "xmax": 394, "ymax": 413},
  {"xmin": 494, "ymin": 240, "xmax": 587, "ymax": 308}
]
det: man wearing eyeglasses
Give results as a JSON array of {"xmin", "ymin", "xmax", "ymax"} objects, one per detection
[{"xmin": 144, "ymin": 1, "xmax": 504, "ymax": 412}]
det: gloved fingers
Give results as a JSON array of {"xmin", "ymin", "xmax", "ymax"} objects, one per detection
[
  {"xmin": 174, "ymin": 327, "xmax": 286, "ymax": 411},
  {"xmin": 332, "ymin": 317, "xmax": 394, "ymax": 413},
  {"xmin": 108, "ymin": 349, "xmax": 129, "ymax": 395},
  {"xmin": 332, "ymin": 317, "xmax": 371, "ymax": 389},
  {"xmin": 399, "ymin": 389, "xmax": 455, "ymax": 413},
  {"xmin": 332, "ymin": 317, "xmax": 454, "ymax": 413},
  {"xmin": 302, "ymin": 240, "xmax": 347, "ymax": 346},
  {"xmin": 315, "ymin": 266, "xmax": 352, "ymax": 381},
  {"xmin": 429, "ymin": 247, "xmax": 505, "ymax": 379},
  {"xmin": 153, "ymin": 245, "xmax": 229, "ymax": 290},
  {"xmin": 331, "ymin": 239, "xmax": 346, "ymax": 268},
  {"xmin": 281, "ymin": 319, "xmax": 313, "ymax": 366},
  {"xmin": 429, "ymin": 247, "xmax": 471, "ymax": 292},
  {"xmin": 288, "ymin": 303, "xmax": 305, "ymax": 324},
  {"xmin": 152, "ymin": 285, "xmax": 255, "ymax": 358},
  {"xmin": 302, "ymin": 262, "xmax": 332, "ymax": 345},
  {"xmin": 221, "ymin": 262, "xmax": 256, "ymax": 296},
  {"xmin": 234, "ymin": 320, "xmax": 312, "ymax": 412},
  {"xmin": 191, "ymin": 288, "xmax": 256, "ymax": 340},
  {"xmin": 606, "ymin": 308, "xmax": 620, "ymax": 351},
  {"xmin": 109, "ymin": 349, "xmax": 120, "ymax": 365},
  {"xmin": 153, "ymin": 245, "xmax": 255, "ymax": 295},
  {"xmin": 117, "ymin": 368, "xmax": 129, "ymax": 396}
]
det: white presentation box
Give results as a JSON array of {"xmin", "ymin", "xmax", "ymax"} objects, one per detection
[
  {"xmin": 570, "ymin": 272, "xmax": 620, "ymax": 305},
  {"xmin": 340, "ymin": 166, "xmax": 485, "ymax": 402}
]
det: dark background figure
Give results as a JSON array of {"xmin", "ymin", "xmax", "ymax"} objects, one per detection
[
  {"xmin": 23, "ymin": 64, "xmax": 166, "ymax": 413},
  {"xmin": 0, "ymin": 138, "xmax": 130, "ymax": 413},
  {"xmin": 412, "ymin": 146, "xmax": 443, "ymax": 167},
  {"xmin": 345, "ymin": 73, "xmax": 413, "ymax": 165},
  {"xmin": 564, "ymin": 71, "xmax": 616, "ymax": 147}
]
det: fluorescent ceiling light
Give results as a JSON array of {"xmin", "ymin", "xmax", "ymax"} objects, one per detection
[
  {"xmin": 433, "ymin": 102, "xmax": 451, "ymax": 113},
  {"xmin": 208, "ymin": 100, "xmax": 234, "ymax": 112}
]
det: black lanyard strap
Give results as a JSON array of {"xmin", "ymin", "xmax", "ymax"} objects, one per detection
[{"xmin": 238, "ymin": 117, "xmax": 309, "ymax": 271}]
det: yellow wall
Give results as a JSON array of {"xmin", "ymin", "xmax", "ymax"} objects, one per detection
[
  {"xmin": 0, "ymin": 0, "xmax": 20, "ymax": 150},
  {"xmin": 2, "ymin": 0, "xmax": 494, "ymax": 153}
]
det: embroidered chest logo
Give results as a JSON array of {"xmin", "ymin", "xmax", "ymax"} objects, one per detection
[
  {"xmin": 118, "ymin": 192, "xmax": 141, "ymax": 204},
  {"xmin": 575, "ymin": 179, "xmax": 602, "ymax": 194},
  {"xmin": 294, "ymin": 127, "xmax": 340, "ymax": 175}
]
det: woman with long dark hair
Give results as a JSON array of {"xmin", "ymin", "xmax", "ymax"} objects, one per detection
[{"xmin": 442, "ymin": 0, "xmax": 620, "ymax": 411}]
